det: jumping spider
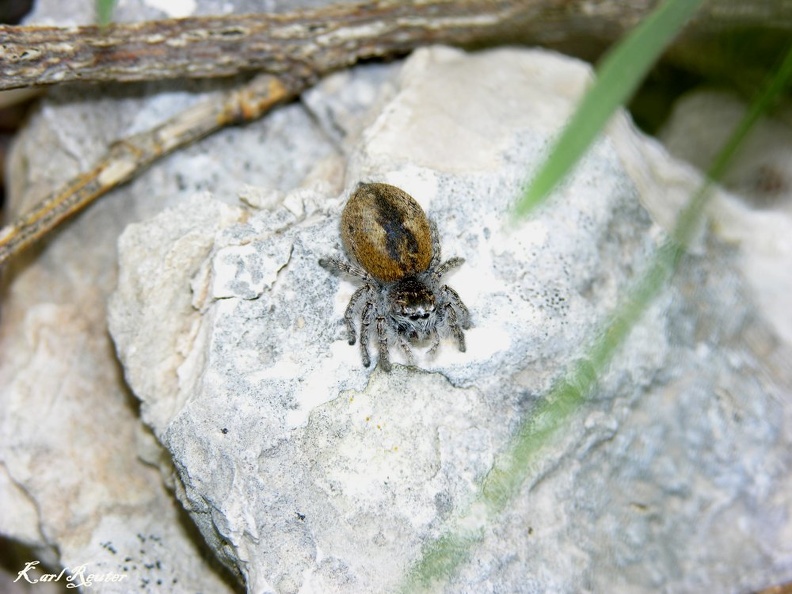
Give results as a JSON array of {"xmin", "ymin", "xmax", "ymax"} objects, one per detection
[{"xmin": 319, "ymin": 182, "xmax": 470, "ymax": 372}]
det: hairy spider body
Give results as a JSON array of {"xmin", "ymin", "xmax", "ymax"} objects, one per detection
[{"xmin": 320, "ymin": 182, "xmax": 470, "ymax": 371}]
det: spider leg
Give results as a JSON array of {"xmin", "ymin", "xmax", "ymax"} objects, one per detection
[
  {"xmin": 426, "ymin": 328, "xmax": 441, "ymax": 357},
  {"xmin": 359, "ymin": 301, "xmax": 374, "ymax": 367},
  {"xmin": 398, "ymin": 335, "xmax": 416, "ymax": 366},
  {"xmin": 444, "ymin": 302, "xmax": 466, "ymax": 352},
  {"xmin": 376, "ymin": 315, "xmax": 392, "ymax": 372},
  {"xmin": 428, "ymin": 220, "xmax": 442, "ymax": 269},
  {"xmin": 442, "ymin": 284, "xmax": 470, "ymax": 329},
  {"xmin": 344, "ymin": 284, "xmax": 372, "ymax": 345},
  {"xmin": 433, "ymin": 257, "xmax": 465, "ymax": 281},
  {"xmin": 319, "ymin": 257, "xmax": 372, "ymax": 282}
]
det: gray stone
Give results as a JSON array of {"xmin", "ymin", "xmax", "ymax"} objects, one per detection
[{"xmin": 658, "ymin": 89, "xmax": 792, "ymax": 344}]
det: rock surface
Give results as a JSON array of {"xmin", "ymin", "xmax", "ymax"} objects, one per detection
[
  {"xmin": 108, "ymin": 46, "xmax": 791, "ymax": 593},
  {"xmin": 659, "ymin": 89, "xmax": 792, "ymax": 345},
  {"xmin": 1, "ymin": 4, "xmax": 790, "ymax": 594},
  {"xmin": 1, "ymin": 1, "xmax": 341, "ymax": 592}
]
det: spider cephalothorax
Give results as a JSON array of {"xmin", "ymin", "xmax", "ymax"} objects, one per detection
[{"xmin": 319, "ymin": 182, "xmax": 470, "ymax": 371}]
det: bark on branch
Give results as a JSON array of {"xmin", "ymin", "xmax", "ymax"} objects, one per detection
[
  {"xmin": 2, "ymin": 1, "xmax": 528, "ymax": 90},
  {"xmin": 0, "ymin": 74, "xmax": 301, "ymax": 265},
  {"xmin": 1, "ymin": 0, "xmax": 790, "ymax": 91}
]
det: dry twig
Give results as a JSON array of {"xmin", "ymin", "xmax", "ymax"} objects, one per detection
[
  {"xmin": 0, "ymin": 1, "xmax": 532, "ymax": 91},
  {"xmin": 3, "ymin": 1, "xmax": 791, "ymax": 91},
  {"xmin": 0, "ymin": 74, "xmax": 302, "ymax": 265}
]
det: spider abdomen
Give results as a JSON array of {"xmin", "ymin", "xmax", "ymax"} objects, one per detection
[{"xmin": 341, "ymin": 183, "xmax": 433, "ymax": 282}]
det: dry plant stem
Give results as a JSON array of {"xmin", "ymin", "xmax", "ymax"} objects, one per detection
[
  {"xmin": 2, "ymin": 1, "xmax": 528, "ymax": 90},
  {"xmin": 0, "ymin": 74, "xmax": 302, "ymax": 266},
  {"xmin": 2, "ymin": 0, "xmax": 791, "ymax": 90},
  {"xmin": 753, "ymin": 582, "xmax": 792, "ymax": 594}
]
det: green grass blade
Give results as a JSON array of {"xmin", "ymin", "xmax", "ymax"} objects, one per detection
[
  {"xmin": 96, "ymin": 0, "xmax": 117, "ymax": 27},
  {"xmin": 514, "ymin": 0, "xmax": 703, "ymax": 218}
]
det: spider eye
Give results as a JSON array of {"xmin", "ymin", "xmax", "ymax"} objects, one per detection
[{"xmin": 408, "ymin": 311, "xmax": 431, "ymax": 321}]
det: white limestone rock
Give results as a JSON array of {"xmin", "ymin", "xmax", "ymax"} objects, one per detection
[
  {"xmin": 106, "ymin": 46, "xmax": 792, "ymax": 594},
  {"xmin": 658, "ymin": 89, "xmax": 792, "ymax": 345}
]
